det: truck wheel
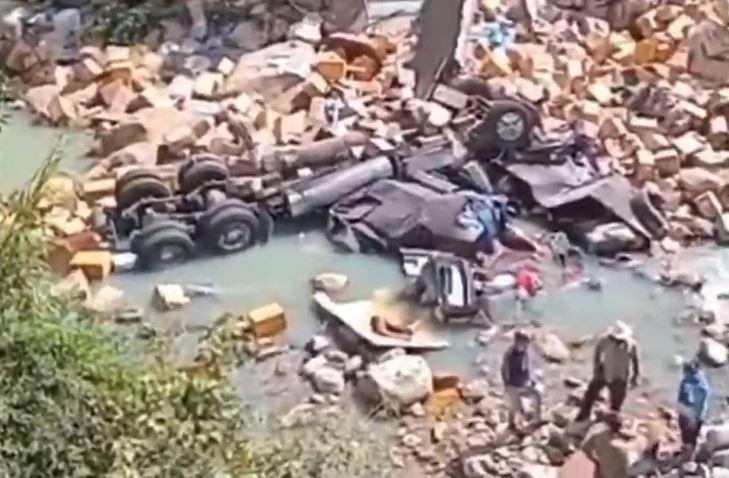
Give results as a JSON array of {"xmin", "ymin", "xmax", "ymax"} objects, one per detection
[
  {"xmin": 178, "ymin": 157, "xmax": 229, "ymax": 194},
  {"xmin": 201, "ymin": 201, "xmax": 260, "ymax": 254},
  {"xmin": 482, "ymin": 101, "xmax": 533, "ymax": 150},
  {"xmin": 131, "ymin": 221, "xmax": 194, "ymax": 270},
  {"xmin": 116, "ymin": 175, "xmax": 171, "ymax": 212},
  {"xmin": 115, "ymin": 168, "xmax": 164, "ymax": 197}
]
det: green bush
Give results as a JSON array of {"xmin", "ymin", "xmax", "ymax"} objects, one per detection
[{"xmin": 0, "ymin": 155, "xmax": 258, "ymax": 477}]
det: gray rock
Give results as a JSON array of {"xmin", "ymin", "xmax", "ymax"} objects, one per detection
[
  {"xmin": 311, "ymin": 272, "xmax": 349, "ymax": 294},
  {"xmin": 463, "ymin": 454, "xmax": 495, "ymax": 477},
  {"xmin": 225, "ymin": 20, "xmax": 268, "ymax": 51},
  {"xmin": 704, "ymin": 323, "xmax": 726, "ymax": 341},
  {"xmin": 359, "ymin": 354, "xmax": 433, "ymax": 408},
  {"xmin": 376, "ymin": 347, "xmax": 406, "ymax": 364},
  {"xmin": 309, "ymin": 393, "xmax": 327, "ymax": 404},
  {"xmin": 536, "ymin": 332, "xmax": 571, "ymax": 363},
  {"xmin": 301, "ymin": 354, "xmax": 328, "ymax": 378},
  {"xmin": 280, "ymin": 403, "xmax": 316, "ymax": 428},
  {"xmin": 717, "ymin": 213, "xmax": 729, "ymax": 245},
  {"xmin": 153, "ymin": 284, "xmax": 190, "ymax": 311},
  {"xmin": 306, "ymin": 334, "xmax": 332, "ymax": 354},
  {"xmin": 311, "ymin": 366, "xmax": 345, "ymax": 394},
  {"xmin": 84, "ymin": 285, "xmax": 126, "ymax": 314},
  {"xmin": 324, "ymin": 349, "xmax": 348, "ymax": 365},
  {"xmin": 699, "ymin": 338, "xmax": 728, "ymax": 367},
  {"xmin": 401, "ymin": 433, "xmax": 422, "ymax": 448},
  {"xmin": 461, "ymin": 379, "xmax": 490, "ymax": 402},
  {"xmin": 344, "ymin": 355, "xmax": 364, "ymax": 375},
  {"xmin": 584, "ymin": 222, "xmax": 643, "ymax": 255},
  {"xmin": 408, "ymin": 402, "xmax": 426, "ymax": 417},
  {"xmin": 520, "ymin": 464, "xmax": 559, "ymax": 478}
]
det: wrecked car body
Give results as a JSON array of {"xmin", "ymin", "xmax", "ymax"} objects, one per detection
[
  {"xmin": 485, "ymin": 130, "xmax": 669, "ymax": 255},
  {"xmin": 328, "ymin": 179, "xmax": 510, "ymax": 258}
]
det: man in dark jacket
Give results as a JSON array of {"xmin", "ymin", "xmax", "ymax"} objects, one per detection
[{"xmin": 502, "ymin": 330, "xmax": 542, "ymax": 429}]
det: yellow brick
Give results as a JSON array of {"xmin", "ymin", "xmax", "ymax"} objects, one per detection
[
  {"xmin": 69, "ymin": 250, "xmax": 113, "ymax": 282},
  {"xmin": 248, "ymin": 303, "xmax": 287, "ymax": 338}
]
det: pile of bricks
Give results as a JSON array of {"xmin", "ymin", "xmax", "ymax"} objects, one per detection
[{"xmin": 7, "ymin": 0, "xmax": 729, "ymax": 247}]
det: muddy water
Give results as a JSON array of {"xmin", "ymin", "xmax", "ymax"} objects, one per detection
[
  {"xmin": 0, "ymin": 111, "xmax": 91, "ymax": 190},
  {"xmin": 1, "ymin": 112, "xmax": 725, "ymax": 414}
]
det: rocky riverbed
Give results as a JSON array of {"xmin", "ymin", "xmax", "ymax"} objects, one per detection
[{"xmin": 7, "ymin": 0, "xmax": 729, "ymax": 476}]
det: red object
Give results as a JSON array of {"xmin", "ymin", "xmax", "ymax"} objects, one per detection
[{"xmin": 516, "ymin": 268, "xmax": 540, "ymax": 296}]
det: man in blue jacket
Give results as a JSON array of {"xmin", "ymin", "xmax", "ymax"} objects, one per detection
[
  {"xmin": 677, "ymin": 360, "xmax": 710, "ymax": 464},
  {"xmin": 502, "ymin": 330, "xmax": 542, "ymax": 430}
]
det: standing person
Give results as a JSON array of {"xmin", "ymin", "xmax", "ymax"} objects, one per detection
[
  {"xmin": 501, "ymin": 330, "xmax": 542, "ymax": 430},
  {"xmin": 575, "ymin": 321, "xmax": 641, "ymax": 422},
  {"xmin": 677, "ymin": 361, "xmax": 710, "ymax": 464}
]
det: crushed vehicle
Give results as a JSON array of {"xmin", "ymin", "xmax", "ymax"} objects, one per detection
[
  {"xmin": 94, "ymin": 85, "xmax": 538, "ymax": 270},
  {"xmin": 92, "ymin": 0, "xmax": 668, "ymax": 272}
]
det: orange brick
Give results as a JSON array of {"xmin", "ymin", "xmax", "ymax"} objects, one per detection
[
  {"xmin": 314, "ymin": 52, "xmax": 346, "ymax": 83},
  {"xmin": 248, "ymin": 303, "xmax": 287, "ymax": 338},
  {"xmin": 69, "ymin": 250, "xmax": 113, "ymax": 282}
]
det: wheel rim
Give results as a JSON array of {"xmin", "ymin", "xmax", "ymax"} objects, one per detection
[
  {"xmin": 217, "ymin": 223, "xmax": 252, "ymax": 252},
  {"xmin": 157, "ymin": 244, "xmax": 188, "ymax": 264},
  {"xmin": 496, "ymin": 112, "xmax": 525, "ymax": 142}
]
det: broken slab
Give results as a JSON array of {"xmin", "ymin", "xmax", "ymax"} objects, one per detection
[
  {"xmin": 224, "ymin": 40, "xmax": 315, "ymax": 106},
  {"xmin": 313, "ymin": 291, "xmax": 449, "ymax": 350},
  {"xmin": 410, "ymin": 0, "xmax": 470, "ymax": 98},
  {"xmin": 153, "ymin": 284, "xmax": 190, "ymax": 311}
]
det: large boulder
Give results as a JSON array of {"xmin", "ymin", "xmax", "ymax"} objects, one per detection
[
  {"xmin": 223, "ymin": 41, "xmax": 315, "ymax": 105},
  {"xmin": 359, "ymin": 353, "xmax": 433, "ymax": 408},
  {"xmin": 311, "ymin": 272, "xmax": 349, "ymax": 293},
  {"xmin": 536, "ymin": 332, "xmax": 570, "ymax": 363},
  {"xmin": 699, "ymin": 338, "xmax": 728, "ymax": 367},
  {"xmin": 84, "ymin": 285, "xmax": 125, "ymax": 314},
  {"xmin": 311, "ymin": 366, "xmax": 345, "ymax": 394}
]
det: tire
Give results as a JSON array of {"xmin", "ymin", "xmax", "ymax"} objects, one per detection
[
  {"xmin": 131, "ymin": 221, "xmax": 194, "ymax": 270},
  {"xmin": 178, "ymin": 157, "xmax": 229, "ymax": 194},
  {"xmin": 115, "ymin": 176, "xmax": 171, "ymax": 212},
  {"xmin": 481, "ymin": 100, "xmax": 533, "ymax": 150},
  {"xmin": 115, "ymin": 168, "xmax": 164, "ymax": 197},
  {"xmin": 200, "ymin": 200, "xmax": 260, "ymax": 254}
]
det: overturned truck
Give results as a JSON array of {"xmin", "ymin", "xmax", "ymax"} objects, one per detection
[{"xmin": 93, "ymin": 0, "xmax": 668, "ymax": 270}]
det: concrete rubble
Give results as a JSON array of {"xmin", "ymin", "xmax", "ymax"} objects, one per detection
[{"xmin": 14, "ymin": 0, "xmax": 729, "ymax": 476}]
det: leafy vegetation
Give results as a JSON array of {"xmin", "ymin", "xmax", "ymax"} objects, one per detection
[{"xmin": 92, "ymin": 3, "xmax": 155, "ymax": 45}]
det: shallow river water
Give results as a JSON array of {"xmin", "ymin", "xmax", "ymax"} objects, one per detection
[{"xmin": 3, "ymin": 112, "xmax": 728, "ymax": 415}]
